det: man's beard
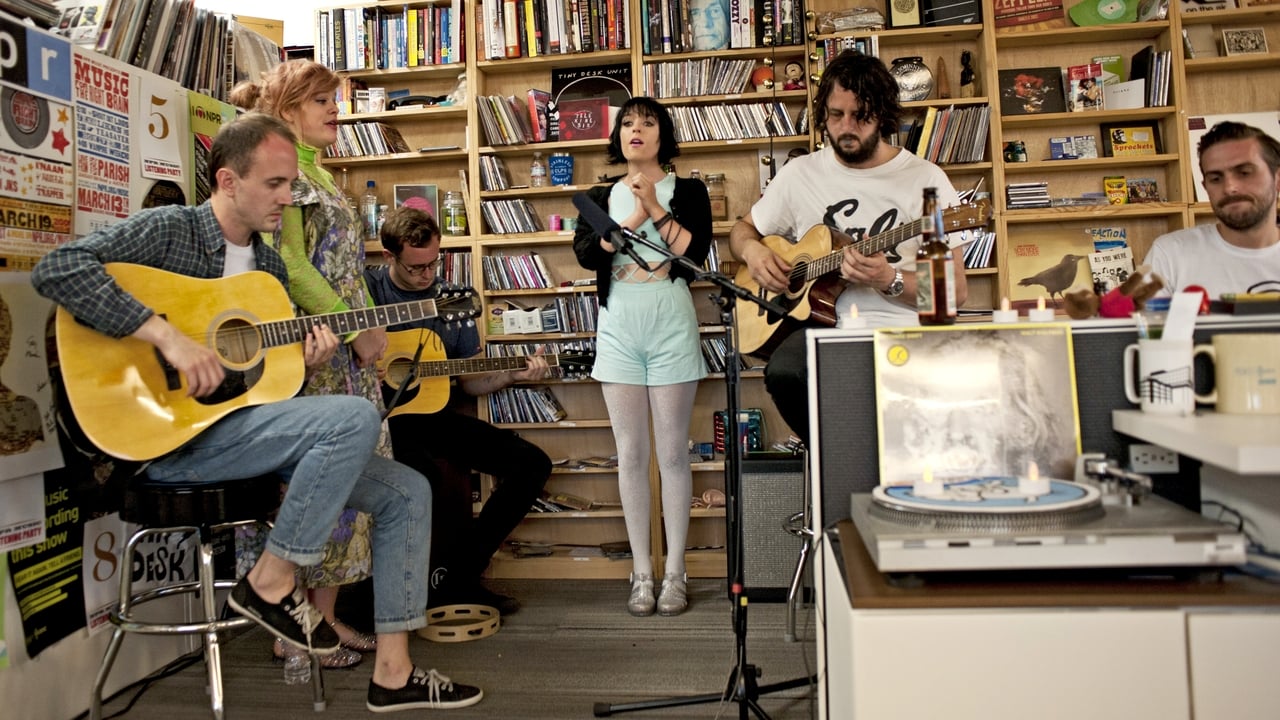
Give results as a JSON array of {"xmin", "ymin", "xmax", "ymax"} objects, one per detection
[
  {"xmin": 830, "ymin": 130, "xmax": 879, "ymax": 165},
  {"xmin": 1214, "ymin": 195, "xmax": 1273, "ymax": 231}
]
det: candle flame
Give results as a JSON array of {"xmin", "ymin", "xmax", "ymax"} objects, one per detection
[
  {"xmin": 1028, "ymin": 462, "xmax": 1039, "ymax": 481},
  {"xmin": 1036, "ymin": 297, "xmax": 1046, "ymax": 311},
  {"xmin": 1001, "ymin": 297, "xmax": 1011, "ymax": 312},
  {"xmin": 850, "ymin": 304, "xmax": 860, "ymax": 320},
  {"xmin": 923, "ymin": 466, "xmax": 933, "ymax": 483}
]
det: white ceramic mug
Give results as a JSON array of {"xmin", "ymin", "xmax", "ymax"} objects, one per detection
[
  {"xmin": 1123, "ymin": 339, "xmax": 1214, "ymax": 415},
  {"xmin": 1195, "ymin": 333, "xmax": 1280, "ymax": 414}
]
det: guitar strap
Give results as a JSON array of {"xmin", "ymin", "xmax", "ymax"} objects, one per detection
[{"xmin": 380, "ymin": 329, "xmax": 430, "ymax": 420}]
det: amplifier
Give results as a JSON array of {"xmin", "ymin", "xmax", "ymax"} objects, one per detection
[{"xmin": 739, "ymin": 456, "xmax": 807, "ymax": 601}]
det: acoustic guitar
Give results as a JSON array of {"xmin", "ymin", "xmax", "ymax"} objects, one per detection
[
  {"xmin": 380, "ymin": 329, "xmax": 595, "ymax": 417},
  {"xmin": 733, "ymin": 199, "xmax": 991, "ymax": 355},
  {"xmin": 55, "ymin": 263, "xmax": 480, "ymax": 461}
]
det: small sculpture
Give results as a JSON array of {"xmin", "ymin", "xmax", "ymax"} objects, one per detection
[{"xmin": 959, "ymin": 50, "xmax": 976, "ymax": 99}]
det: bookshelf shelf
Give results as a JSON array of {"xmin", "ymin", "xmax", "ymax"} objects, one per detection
[
  {"xmin": 476, "ymin": 49, "xmax": 634, "ymax": 74},
  {"xmin": 1179, "ymin": 6, "xmax": 1280, "ymax": 26},
  {"xmin": 654, "ymin": 89, "xmax": 809, "ymax": 106},
  {"xmin": 994, "ymin": 21, "xmax": 1171, "ymax": 48},
  {"xmin": 336, "ymin": 105, "xmax": 467, "ymax": 122},
  {"xmin": 1000, "ymin": 107, "xmax": 1175, "ymax": 128},
  {"xmin": 323, "ymin": 149, "xmax": 468, "ymax": 165},
  {"xmin": 1185, "ymin": 53, "xmax": 1280, "ymax": 74},
  {"xmin": 1003, "ymin": 154, "xmax": 1180, "ymax": 173},
  {"xmin": 1003, "ymin": 202, "xmax": 1185, "ymax": 224},
  {"xmin": 335, "ymin": 61, "xmax": 466, "ymax": 81}
]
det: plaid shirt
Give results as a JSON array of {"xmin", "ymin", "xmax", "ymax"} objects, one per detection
[{"xmin": 32, "ymin": 203, "xmax": 289, "ymax": 338}]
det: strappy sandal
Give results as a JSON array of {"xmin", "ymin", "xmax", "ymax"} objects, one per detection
[{"xmin": 332, "ymin": 618, "xmax": 377, "ymax": 652}]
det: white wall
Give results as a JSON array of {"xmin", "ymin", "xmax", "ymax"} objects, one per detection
[{"xmin": 196, "ymin": 0, "xmax": 319, "ymax": 48}]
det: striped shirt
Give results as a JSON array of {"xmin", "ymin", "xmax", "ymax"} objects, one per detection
[{"xmin": 31, "ymin": 203, "xmax": 288, "ymax": 338}]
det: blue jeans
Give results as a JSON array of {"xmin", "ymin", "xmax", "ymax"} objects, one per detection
[{"xmin": 146, "ymin": 395, "xmax": 431, "ymax": 633}]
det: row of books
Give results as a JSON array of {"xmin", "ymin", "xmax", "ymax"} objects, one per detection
[
  {"xmin": 486, "ymin": 340, "xmax": 598, "ymax": 361},
  {"xmin": 480, "ymin": 0, "xmax": 631, "ymax": 60},
  {"xmin": 668, "ymin": 101, "xmax": 799, "ymax": 143},
  {"xmin": 700, "ymin": 335, "xmax": 751, "ymax": 374},
  {"xmin": 480, "ymin": 199, "xmax": 544, "ymax": 236},
  {"xmin": 487, "ymin": 386, "xmax": 568, "ymax": 423},
  {"xmin": 961, "ymin": 230, "xmax": 997, "ymax": 270},
  {"xmin": 641, "ymin": 58, "xmax": 760, "ymax": 99},
  {"xmin": 902, "ymin": 104, "xmax": 991, "ymax": 165},
  {"xmin": 53, "ymin": 0, "xmax": 254, "ymax": 102},
  {"xmin": 811, "ymin": 35, "xmax": 879, "ymax": 75},
  {"xmin": 1006, "ymin": 181, "xmax": 1051, "ymax": 209},
  {"xmin": 479, "ymin": 156, "xmax": 516, "ymax": 192},
  {"xmin": 540, "ymin": 296, "xmax": 601, "ymax": 334},
  {"xmin": 1133, "ymin": 46, "xmax": 1173, "ymax": 109},
  {"xmin": 482, "ymin": 251, "xmax": 554, "ymax": 290},
  {"xmin": 638, "ymin": 0, "xmax": 805, "ymax": 54},
  {"xmin": 324, "ymin": 122, "xmax": 411, "ymax": 159},
  {"xmin": 477, "ymin": 94, "xmax": 539, "ymax": 146},
  {"xmin": 439, "ymin": 250, "xmax": 474, "ymax": 288},
  {"xmin": 315, "ymin": 3, "xmax": 464, "ymax": 72}
]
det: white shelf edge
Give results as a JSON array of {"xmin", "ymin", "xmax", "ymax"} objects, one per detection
[{"xmin": 1111, "ymin": 410, "xmax": 1280, "ymax": 475}]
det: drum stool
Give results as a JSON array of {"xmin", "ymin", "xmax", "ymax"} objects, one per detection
[{"xmin": 90, "ymin": 475, "xmax": 326, "ymax": 719}]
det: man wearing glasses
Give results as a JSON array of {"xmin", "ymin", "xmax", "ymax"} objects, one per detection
[{"xmin": 364, "ymin": 206, "xmax": 551, "ymax": 616}]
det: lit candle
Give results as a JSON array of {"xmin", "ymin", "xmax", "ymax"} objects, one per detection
[
  {"xmin": 1018, "ymin": 461, "xmax": 1050, "ymax": 496},
  {"xmin": 845, "ymin": 303, "xmax": 867, "ymax": 329},
  {"xmin": 991, "ymin": 296, "xmax": 1018, "ymax": 324},
  {"xmin": 1028, "ymin": 296, "xmax": 1056, "ymax": 322},
  {"xmin": 913, "ymin": 466, "xmax": 946, "ymax": 497}
]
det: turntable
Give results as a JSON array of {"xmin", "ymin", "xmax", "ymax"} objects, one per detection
[{"xmin": 850, "ymin": 456, "xmax": 1247, "ymax": 573}]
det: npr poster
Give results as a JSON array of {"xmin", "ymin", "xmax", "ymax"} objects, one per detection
[{"xmin": 0, "ymin": 15, "xmax": 74, "ymax": 267}]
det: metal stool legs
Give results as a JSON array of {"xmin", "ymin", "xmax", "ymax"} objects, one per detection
[
  {"xmin": 89, "ymin": 522, "xmax": 326, "ymax": 719},
  {"xmin": 782, "ymin": 451, "xmax": 813, "ymax": 643}
]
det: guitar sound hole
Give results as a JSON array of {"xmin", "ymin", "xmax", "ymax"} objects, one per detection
[
  {"xmin": 787, "ymin": 261, "xmax": 809, "ymax": 295},
  {"xmin": 384, "ymin": 359, "xmax": 419, "ymax": 388},
  {"xmin": 213, "ymin": 318, "xmax": 263, "ymax": 365}
]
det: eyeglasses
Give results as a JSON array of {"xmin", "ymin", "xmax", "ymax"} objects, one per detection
[{"xmin": 395, "ymin": 255, "xmax": 444, "ymax": 276}]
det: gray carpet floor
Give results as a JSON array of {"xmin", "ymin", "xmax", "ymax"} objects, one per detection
[{"xmin": 97, "ymin": 578, "xmax": 820, "ymax": 719}]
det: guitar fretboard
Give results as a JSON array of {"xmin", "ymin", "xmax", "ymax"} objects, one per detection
[
  {"xmin": 413, "ymin": 355, "xmax": 562, "ymax": 378},
  {"xmin": 799, "ymin": 219, "xmax": 927, "ymax": 282},
  {"xmin": 259, "ymin": 300, "xmax": 438, "ymax": 348}
]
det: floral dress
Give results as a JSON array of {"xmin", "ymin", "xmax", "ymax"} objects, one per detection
[{"xmin": 235, "ymin": 142, "xmax": 390, "ymax": 587}]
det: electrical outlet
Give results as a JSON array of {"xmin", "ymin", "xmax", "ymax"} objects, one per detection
[{"xmin": 1129, "ymin": 444, "xmax": 1179, "ymax": 474}]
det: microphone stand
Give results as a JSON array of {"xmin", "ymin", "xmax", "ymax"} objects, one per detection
[{"xmin": 592, "ymin": 232, "xmax": 810, "ymax": 719}]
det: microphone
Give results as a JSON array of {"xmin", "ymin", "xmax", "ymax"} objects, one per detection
[{"xmin": 571, "ymin": 192, "xmax": 651, "ymax": 270}]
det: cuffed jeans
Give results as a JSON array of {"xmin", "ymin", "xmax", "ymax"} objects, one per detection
[{"xmin": 145, "ymin": 395, "xmax": 432, "ymax": 634}]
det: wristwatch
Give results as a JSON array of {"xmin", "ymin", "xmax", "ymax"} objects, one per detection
[{"xmin": 880, "ymin": 269, "xmax": 905, "ymax": 297}]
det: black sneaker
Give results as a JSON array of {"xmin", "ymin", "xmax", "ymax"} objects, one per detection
[
  {"xmin": 430, "ymin": 580, "xmax": 521, "ymax": 616},
  {"xmin": 228, "ymin": 578, "xmax": 340, "ymax": 655},
  {"xmin": 367, "ymin": 667, "xmax": 483, "ymax": 712}
]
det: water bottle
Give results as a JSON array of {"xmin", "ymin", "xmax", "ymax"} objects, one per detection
[
  {"xmin": 362, "ymin": 180, "xmax": 379, "ymax": 241},
  {"xmin": 282, "ymin": 653, "xmax": 311, "ymax": 685},
  {"xmin": 377, "ymin": 204, "xmax": 389, "ymax": 237},
  {"xmin": 530, "ymin": 151, "xmax": 547, "ymax": 188}
]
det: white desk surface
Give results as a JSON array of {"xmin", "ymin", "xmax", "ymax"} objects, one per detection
[{"xmin": 1112, "ymin": 410, "xmax": 1280, "ymax": 475}]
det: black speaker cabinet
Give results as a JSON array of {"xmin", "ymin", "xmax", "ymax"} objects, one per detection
[{"xmin": 739, "ymin": 456, "xmax": 807, "ymax": 601}]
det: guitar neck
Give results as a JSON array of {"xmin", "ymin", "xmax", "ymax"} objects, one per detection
[
  {"xmin": 804, "ymin": 219, "xmax": 927, "ymax": 281},
  {"xmin": 412, "ymin": 354, "xmax": 560, "ymax": 379},
  {"xmin": 259, "ymin": 299, "xmax": 438, "ymax": 348}
]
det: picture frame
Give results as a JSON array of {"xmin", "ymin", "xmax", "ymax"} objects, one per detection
[
  {"xmin": 1222, "ymin": 28, "xmax": 1269, "ymax": 55},
  {"xmin": 1100, "ymin": 120, "xmax": 1162, "ymax": 157},
  {"xmin": 393, "ymin": 184, "xmax": 439, "ymax": 220}
]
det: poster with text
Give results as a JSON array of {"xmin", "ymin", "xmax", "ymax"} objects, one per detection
[
  {"xmin": 188, "ymin": 93, "xmax": 236, "ymax": 206},
  {"xmin": 83, "ymin": 513, "xmax": 195, "ymax": 635},
  {"xmin": 7, "ymin": 473, "xmax": 84, "ymax": 658},
  {"xmin": 0, "ymin": 276, "xmax": 60, "ymax": 480},
  {"xmin": 72, "ymin": 49, "xmax": 132, "ymax": 236},
  {"xmin": 136, "ymin": 73, "xmax": 189, "ymax": 210},
  {"xmin": 0, "ymin": 17, "xmax": 74, "ymax": 264},
  {"xmin": 0, "ymin": 473, "xmax": 44, "ymax": 553},
  {"xmin": 1, "ymin": 553, "xmax": 7, "ymax": 669}
]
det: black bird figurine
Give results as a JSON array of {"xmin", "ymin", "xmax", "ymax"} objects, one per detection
[{"xmin": 1018, "ymin": 254, "xmax": 1085, "ymax": 302}]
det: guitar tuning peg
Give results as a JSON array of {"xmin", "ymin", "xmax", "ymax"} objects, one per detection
[
  {"xmin": 762, "ymin": 57, "xmax": 773, "ymax": 67},
  {"xmin": 760, "ymin": 155, "xmax": 774, "ymax": 167},
  {"xmin": 808, "ymin": 52, "xmax": 819, "ymax": 62},
  {"xmin": 805, "ymin": 9, "xmax": 814, "ymax": 18},
  {"xmin": 809, "ymin": 74, "xmax": 820, "ymax": 85}
]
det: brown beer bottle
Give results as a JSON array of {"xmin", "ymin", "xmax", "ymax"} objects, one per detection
[{"xmin": 915, "ymin": 187, "xmax": 957, "ymax": 325}]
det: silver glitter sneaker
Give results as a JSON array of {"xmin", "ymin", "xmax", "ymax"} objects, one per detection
[
  {"xmin": 627, "ymin": 572, "xmax": 655, "ymax": 616},
  {"xmin": 657, "ymin": 572, "xmax": 688, "ymax": 616}
]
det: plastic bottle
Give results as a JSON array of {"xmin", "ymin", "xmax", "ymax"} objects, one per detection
[
  {"xmin": 377, "ymin": 204, "xmax": 389, "ymax": 237},
  {"xmin": 705, "ymin": 173, "xmax": 728, "ymax": 221},
  {"xmin": 530, "ymin": 152, "xmax": 547, "ymax": 187},
  {"xmin": 340, "ymin": 168, "xmax": 359, "ymax": 219},
  {"xmin": 362, "ymin": 180, "xmax": 379, "ymax": 241},
  {"xmin": 282, "ymin": 653, "xmax": 311, "ymax": 686}
]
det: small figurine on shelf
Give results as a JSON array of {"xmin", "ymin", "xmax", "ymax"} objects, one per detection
[
  {"xmin": 443, "ymin": 73, "xmax": 467, "ymax": 106},
  {"xmin": 783, "ymin": 61, "xmax": 806, "ymax": 90},
  {"xmin": 959, "ymin": 50, "xmax": 976, "ymax": 99}
]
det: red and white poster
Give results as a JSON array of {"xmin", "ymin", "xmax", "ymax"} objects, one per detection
[{"xmin": 71, "ymin": 50, "xmax": 132, "ymax": 235}]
